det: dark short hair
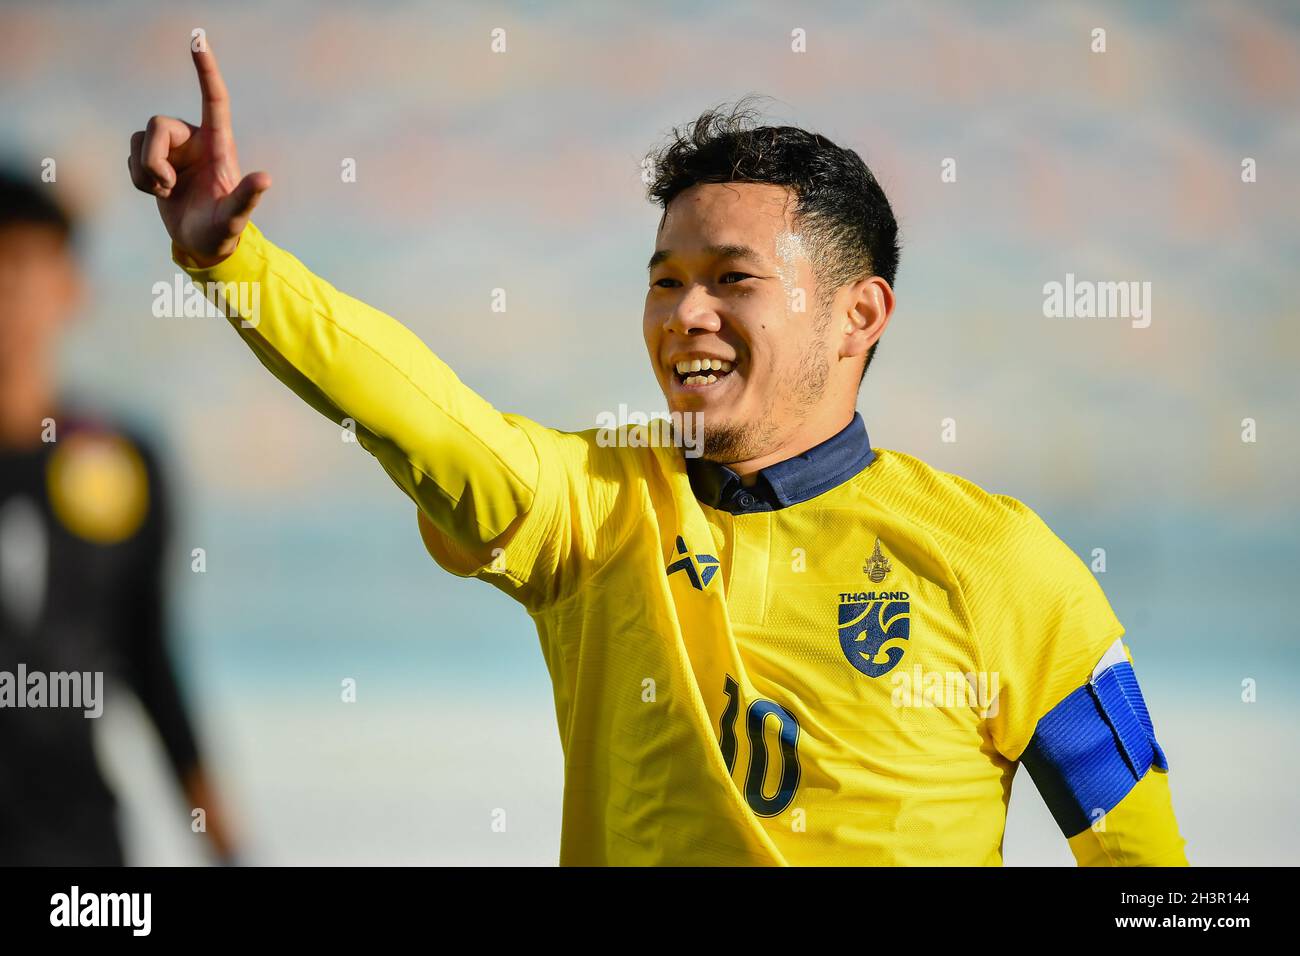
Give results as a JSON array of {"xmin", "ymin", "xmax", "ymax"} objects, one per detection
[
  {"xmin": 0, "ymin": 168, "xmax": 75, "ymax": 245},
  {"xmin": 643, "ymin": 97, "xmax": 899, "ymax": 386}
]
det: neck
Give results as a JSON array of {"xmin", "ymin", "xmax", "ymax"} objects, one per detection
[
  {"xmin": 0, "ymin": 357, "xmax": 58, "ymax": 450},
  {"xmin": 728, "ymin": 403, "xmax": 856, "ymax": 486}
]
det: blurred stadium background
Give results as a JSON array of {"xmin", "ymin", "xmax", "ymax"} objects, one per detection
[{"xmin": 1, "ymin": 0, "xmax": 1297, "ymax": 864}]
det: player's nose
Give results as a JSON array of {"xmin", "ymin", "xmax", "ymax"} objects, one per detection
[{"xmin": 663, "ymin": 287, "xmax": 724, "ymax": 337}]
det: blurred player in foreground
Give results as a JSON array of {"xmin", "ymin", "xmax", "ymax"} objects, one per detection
[
  {"xmin": 0, "ymin": 171, "xmax": 236, "ymax": 865},
  {"xmin": 126, "ymin": 43, "xmax": 1187, "ymax": 865}
]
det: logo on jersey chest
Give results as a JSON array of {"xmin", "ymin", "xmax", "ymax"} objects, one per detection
[
  {"xmin": 666, "ymin": 535, "xmax": 719, "ymax": 590},
  {"xmin": 838, "ymin": 591, "xmax": 910, "ymax": 678},
  {"xmin": 863, "ymin": 537, "xmax": 891, "ymax": 582}
]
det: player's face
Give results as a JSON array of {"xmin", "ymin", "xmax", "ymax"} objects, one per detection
[
  {"xmin": 644, "ymin": 182, "xmax": 831, "ymax": 463},
  {"xmin": 0, "ymin": 225, "xmax": 79, "ymax": 370}
]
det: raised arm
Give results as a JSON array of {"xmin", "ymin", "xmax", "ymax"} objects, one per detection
[{"xmin": 128, "ymin": 42, "xmax": 574, "ymax": 608}]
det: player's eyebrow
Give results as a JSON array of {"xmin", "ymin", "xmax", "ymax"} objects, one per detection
[{"xmin": 647, "ymin": 243, "xmax": 767, "ymax": 273}]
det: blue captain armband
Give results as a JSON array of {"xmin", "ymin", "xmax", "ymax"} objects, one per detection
[{"xmin": 1020, "ymin": 639, "xmax": 1169, "ymax": 838}]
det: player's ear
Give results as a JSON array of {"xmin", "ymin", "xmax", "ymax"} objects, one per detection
[{"xmin": 839, "ymin": 276, "xmax": 891, "ymax": 360}]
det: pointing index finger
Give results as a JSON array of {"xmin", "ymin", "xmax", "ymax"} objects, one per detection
[{"xmin": 191, "ymin": 42, "xmax": 232, "ymax": 132}]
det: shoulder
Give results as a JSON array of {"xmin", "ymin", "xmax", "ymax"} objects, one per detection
[
  {"xmin": 862, "ymin": 447, "xmax": 1103, "ymax": 628},
  {"xmin": 496, "ymin": 415, "xmax": 663, "ymax": 542},
  {"xmin": 508, "ymin": 414, "xmax": 671, "ymax": 483},
  {"xmin": 861, "ymin": 447, "xmax": 1040, "ymax": 553}
]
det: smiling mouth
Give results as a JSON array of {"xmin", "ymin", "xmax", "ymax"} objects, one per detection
[{"xmin": 672, "ymin": 358, "xmax": 736, "ymax": 388}]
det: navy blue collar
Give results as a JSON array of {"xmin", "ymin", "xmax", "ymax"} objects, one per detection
[{"xmin": 686, "ymin": 412, "xmax": 876, "ymax": 514}]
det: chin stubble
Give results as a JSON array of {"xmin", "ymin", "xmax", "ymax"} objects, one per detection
[{"xmin": 700, "ymin": 326, "xmax": 830, "ymax": 464}]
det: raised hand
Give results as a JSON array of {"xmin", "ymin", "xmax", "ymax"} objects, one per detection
[{"xmin": 128, "ymin": 41, "xmax": 271, "ymax": 267}]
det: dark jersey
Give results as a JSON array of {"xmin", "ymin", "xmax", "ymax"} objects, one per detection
[{"xmin": 0, "ymin": 411, "xmax": 199, "ymax": 865}]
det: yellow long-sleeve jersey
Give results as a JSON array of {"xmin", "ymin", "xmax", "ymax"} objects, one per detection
[{"xmin": 178, "ymin": 223, "xmax": 1188, "ymax": 866}]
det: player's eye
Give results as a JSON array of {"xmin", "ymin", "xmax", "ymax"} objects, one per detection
[{"xmin": 650, "ymin": 273, "xmax": 752, "ymax": 289}]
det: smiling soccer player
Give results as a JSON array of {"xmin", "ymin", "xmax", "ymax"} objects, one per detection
[{"xmin": 128, "ymin": 44, "xmax": 1188, "ymax": 866}]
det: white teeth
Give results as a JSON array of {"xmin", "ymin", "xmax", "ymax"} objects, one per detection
[
  {"xmin": 675, "ymin": 358, "xmax": 735, "ymax": 375},
  {"xmin": 682, "ymin": 373, "xmax": 719, "ymax": 386}
]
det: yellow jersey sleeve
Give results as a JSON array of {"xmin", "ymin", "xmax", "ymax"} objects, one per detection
[
  {"xmin": 1064, "ymin": 641, "xmax": 1189, "ymax": 866},
  {"xmin": 976, "ymin": 497, "xmax": 1126, "ymax": 762},
  {"xmin": 964, "ymin": 499, "xmax": 1187, "ymax": 864},
  {"xmin": 1067, "ymin": 765, "xmax": 1189, "ymax": 866},
  {"xmin": 175, "ymin": 222, "xmax": 611, "ymax": 610}
]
